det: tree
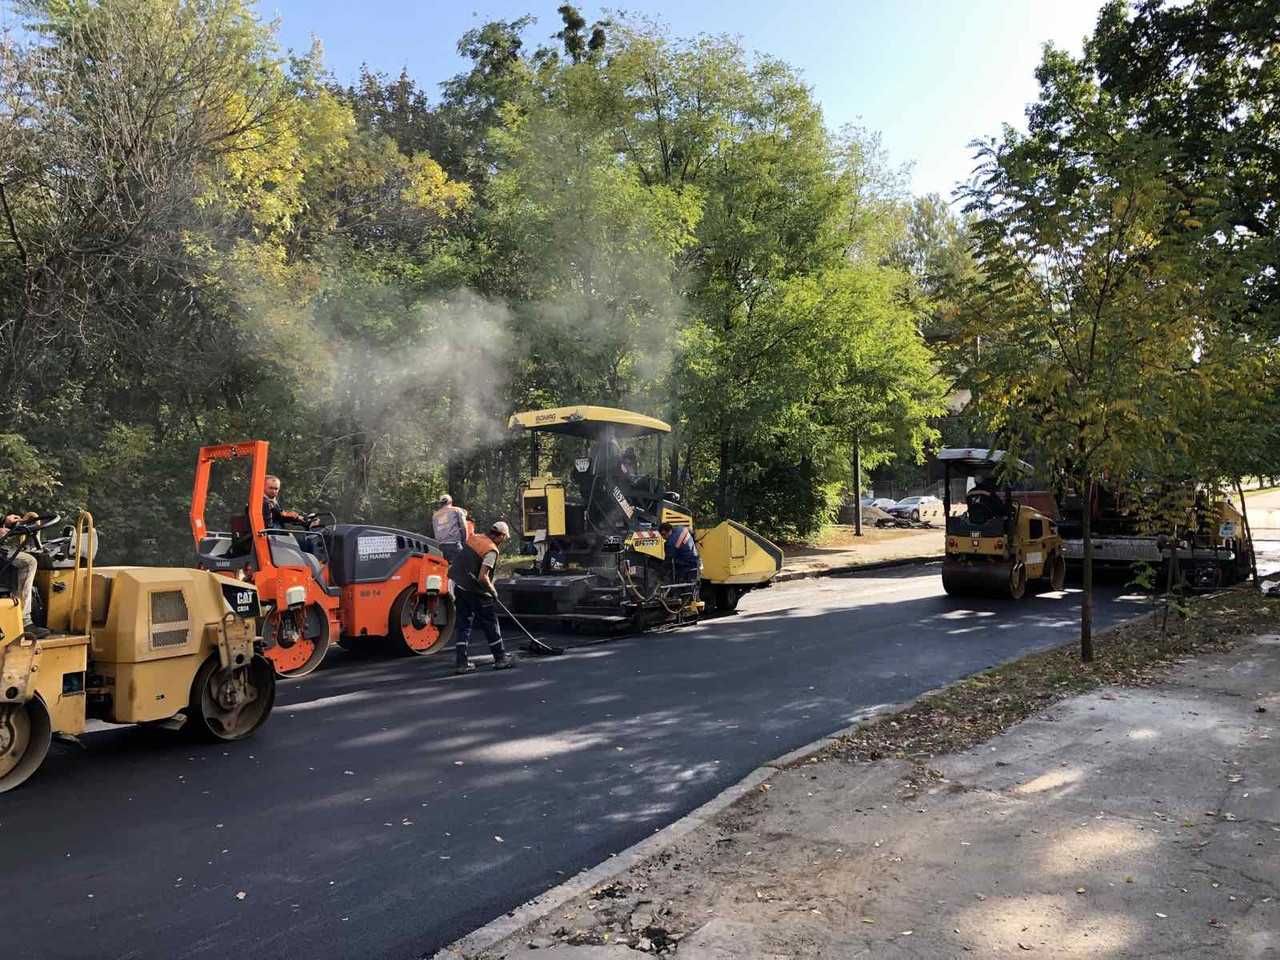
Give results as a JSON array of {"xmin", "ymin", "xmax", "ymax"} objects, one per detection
[
  {"xmin": 1089, "ymin": 0, "xmax": 1280, "ymax": 341},
  {"xmin": 957, "ymin": 35, "xmax": 1269, "ymax": 661}
]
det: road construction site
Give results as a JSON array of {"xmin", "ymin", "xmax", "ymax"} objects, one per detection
[
  {"xmin": 1, "ymin": 560, "xmax": 1156, "ymax": 960},
  {"xmin": 1, "ymin": 414, "xmax": 1274, "ymax": 960}
]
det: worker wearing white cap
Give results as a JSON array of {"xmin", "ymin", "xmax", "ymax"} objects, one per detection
[
  {"xmin": 432, "ymin": 493, "xmax": 468, "ymax": 562},
  {"xmin": 448, "ymin": 520, "xmax": 515, "ymax": 673}
]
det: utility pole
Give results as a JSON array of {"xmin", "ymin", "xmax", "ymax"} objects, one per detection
[{"xmin": 853, "ymin": 433, "xmax": 863, "ymax": 537}]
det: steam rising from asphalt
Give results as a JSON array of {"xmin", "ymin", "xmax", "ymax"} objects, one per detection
[{"xmin": 318, "ymin": 288, "xmax": 518, "ymax": 462}]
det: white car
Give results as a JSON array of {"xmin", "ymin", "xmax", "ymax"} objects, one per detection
[{"xmin": 889, "ymin": 495, "xmax": 943, "ymax": 522}]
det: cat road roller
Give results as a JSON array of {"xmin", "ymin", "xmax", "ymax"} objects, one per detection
[
  {"xmin": 191, "ymin": 440, "xmax": 455, "ymax": 678},
  {"xmin": 497, "ymin": 406, "xmax": 783, "ymax": 628},
  {"xmin": 940, "ymin": 448, "xmax": 1066, "ymax": 600},
  {"xmin": 0, "ymin": 512, "xmax": 275, "ymax": 793}
]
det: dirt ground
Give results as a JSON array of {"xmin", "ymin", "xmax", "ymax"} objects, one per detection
[{"xmin": 780, "ymin": 523, "xmax": 941, "ymax": 559}]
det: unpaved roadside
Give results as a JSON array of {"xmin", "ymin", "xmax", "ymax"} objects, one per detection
[{"xmin": 460, "ymin": 589, "xmax": 1280, "ymax": 959}]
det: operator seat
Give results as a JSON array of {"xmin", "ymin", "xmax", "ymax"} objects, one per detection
[{"xmin": 965, "ymin": 489, "xmax": 1009, "ymax": 528}]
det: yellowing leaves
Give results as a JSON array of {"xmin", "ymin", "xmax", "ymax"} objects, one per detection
[{"xmin": 402, "ymin": 153, "xmax": 472, "ymax": 217}]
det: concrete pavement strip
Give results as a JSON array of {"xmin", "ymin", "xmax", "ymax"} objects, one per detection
[
  {"xmin": 434, "ymin": 606, "xmax": 1144, "ymax": 960},
  {"xmin": 773, "ymin": 552, "xmax": 944, "ymax": 584}
]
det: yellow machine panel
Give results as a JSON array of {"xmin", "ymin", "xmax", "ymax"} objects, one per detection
[
  {"xmin": 522, "ymin": 477, "xmax": 567, "ymax": 537},
  {"xmin": 101, "ymin": 655, "xmax": 208, "ymax": 723},
  {"xmin": 627, "ymin": 530, "xmax": 665, "ymax": 561},
  {"xmin": 26, "ymin": 636, "xmax": 90, "ymax": 736},
  {"xmin": 90, "ymin": 567, "xmax": 213, "ymax": 663},
  {"xmin": 36, "ymin": 567, "xmax": 90, "ymax": 633},
  {"xmin": 698, "ymin": 521, "xmax": 784, "ymax": 585},
  {"xmin": 0, "ymin": 597, "xmax": 22, "ymax": 648}
]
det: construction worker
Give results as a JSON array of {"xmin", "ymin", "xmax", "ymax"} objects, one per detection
[
  {"xmin": 658, "ymin": 521, "xmax": 700, "ymax": 583},
  {"xmin": 620, "ymin": 447, "xmax": 639, "ymax": 480},
  {"xmin": 449, "ymin": 520, "xmax": 515, "ymax": 673},
  {"xmin": 966, "ymin": 476, "xmax": 1008, "ymax": 524},
  {"xmin": 432, "ymin": 494, "xmax": 469, "ymax": 562},
  {"xmin": 262, "ymin": 474, "xmax": 314, "ymax": 529},
  {"xmin": 0, "ymin": 511, "xmax": 49, "ymax": 638}
]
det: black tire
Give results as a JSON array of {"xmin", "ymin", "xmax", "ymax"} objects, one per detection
[
  {"xmin": 911, "ymin": 509, "xmax": 920, "ymax": 522},
  {"xmin": 714, "ymin": 585, "xmax": 741, "ymax": 613},
  {"xmin": 1008, "ymin": 562, "xmax": 1027, "ymax": 600},
  {"xmin": 186, "ymin": 655, "xmax": 276, "ymax": 741},
  {"xmin": 1045, "ymin": 552, "xmax": 1067, "ymax": 590}
]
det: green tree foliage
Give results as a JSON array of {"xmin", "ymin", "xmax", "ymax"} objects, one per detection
[
  {"xmin": 954, "ymin": 1, "xmax": 1280, "ymax": 660},
  {"xmin": 1, "ymin": 2, "xmax": 949, "ymax": 560}
]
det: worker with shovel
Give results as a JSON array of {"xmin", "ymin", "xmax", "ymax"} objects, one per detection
[{"xmin": 449, "ymin": 520, "xmax": 516, "ymax": 674}]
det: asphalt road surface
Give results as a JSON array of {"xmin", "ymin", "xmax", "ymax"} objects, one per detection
[{"xmin": 0, "ymin": 564, "xmax": 1213, "ymax": 959}]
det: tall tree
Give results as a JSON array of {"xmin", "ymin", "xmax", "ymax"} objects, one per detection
[{"xmin": 957, "ymin": 33, "xmax": 1269, "ymax": 660}]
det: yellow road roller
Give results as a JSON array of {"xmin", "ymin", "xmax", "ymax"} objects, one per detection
[
  {"xmin": 939, "ymin": 448, "xmax": 1066, "ymax": 600},
  {"xmin": 0, "ymin": 512, "xmax": 275, "ymax": 792}
]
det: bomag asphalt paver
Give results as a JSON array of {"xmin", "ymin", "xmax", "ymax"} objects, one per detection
[
  {"xmin": 0, "ymin": 512, "xmax": 274, "ymax": 793},
  {"xmin": 496, "ymin": 405, "xmax": 782, "ymax": 629}
]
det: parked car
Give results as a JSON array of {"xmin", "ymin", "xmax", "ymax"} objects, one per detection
[
  {"xmin": 859, "ymin": 496, "xmax": 897, "ymax": 512},
  {"xmin": 889, "ymin": 495, "xmax": 943, "ymax": 523}
]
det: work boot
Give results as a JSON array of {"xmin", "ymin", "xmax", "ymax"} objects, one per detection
[
  {"xmin": 454, "ymin": 660, "xmax": 477, "ymax": 675},
  {"xmin": 492, "ymin": 656, "xmax": 516, "ymax": 671},
  {"xmin": 24, "ymin": 623, "xmax": 50, "ymax": 639}
]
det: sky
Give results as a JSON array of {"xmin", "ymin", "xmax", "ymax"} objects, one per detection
[{"xmin": 260, "ymin": 1, "xmax": 1103, "ymax": 200}]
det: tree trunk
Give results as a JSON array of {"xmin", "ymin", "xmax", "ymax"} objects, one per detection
[
  {"xmin": 1080, "ymin": 475, "xmax": 1095, "ymax": 663},
  {"xmin": 1234, "ymin": 478, "xmax": 1260, "ymax": 586},
  {"xmin": 852, "ymin": 434, "xmax": 863, "ymax": 537},
  {"xmin": 716, "ymin": 435, "xmax": 730, "ymax": 519}
]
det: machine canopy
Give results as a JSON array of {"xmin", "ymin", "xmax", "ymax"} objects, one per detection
[
  {"xmin": 507, "ymin": 406, "xmax": 672, "ymax": 439},
  {"xmin": 937, "ymin": 447, "xmax": 1034, "ymax": 476}
]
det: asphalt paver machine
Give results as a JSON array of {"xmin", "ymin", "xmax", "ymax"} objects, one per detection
[
  {"xmin": 939, "ymin": 448, "xmax": 1067, "ymax": 600},
  {"xmin": 497, "ymin": 405, "xmax": 782, "ymax": 628},
  {"xmin": 191, "ymin": 441, "xmax": 455, "ymax": 678},
  {"xmin": 0, "ymin": 512, "xmax": 274, "ymax": 793}
]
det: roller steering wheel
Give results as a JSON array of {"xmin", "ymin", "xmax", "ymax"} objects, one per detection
[
  {"xmin": 1, "ymin": 512, "xmax": 61, "ymax": 542},
  {"xmin": 0, "ymin": 512, "xmax": 60, "ymax": 578}
]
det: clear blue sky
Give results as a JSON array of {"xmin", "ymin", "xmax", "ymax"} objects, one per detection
[{"xmin": 258, "ymin": 0, "xmax": 1105, "ymax": 199}]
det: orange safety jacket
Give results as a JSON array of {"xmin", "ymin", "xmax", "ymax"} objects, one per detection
[{"xmin": 450, "ymin": 533, "xmax": 499, "ymax": 595}]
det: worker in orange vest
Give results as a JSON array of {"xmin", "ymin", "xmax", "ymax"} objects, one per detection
[{"xmin": 448, "ymin": 520, "xmax": 515, "ymax": 673}]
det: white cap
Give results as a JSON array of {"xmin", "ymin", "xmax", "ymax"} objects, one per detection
[
  {"xmin": 438, "ymin": 494, "xmax": 452, "ymax": 505},
  {"xmin": 490, "ymin": 520, "xmax": 511, "ymax": 537}
]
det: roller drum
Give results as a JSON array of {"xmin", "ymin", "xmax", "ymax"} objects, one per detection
[{"xmin": 942, "ymin": 556, "xmax": 1026, "ymax": 599}]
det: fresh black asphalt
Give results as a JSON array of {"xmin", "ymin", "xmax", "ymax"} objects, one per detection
[{"xmin": 0, "ymin": 563, "xmax": 1147, "ymax": 959}]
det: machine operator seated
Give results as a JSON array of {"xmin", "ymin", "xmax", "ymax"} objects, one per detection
[{"xmin": 965, "ymin": 476, "xmax": 1011, "ymax": 527}]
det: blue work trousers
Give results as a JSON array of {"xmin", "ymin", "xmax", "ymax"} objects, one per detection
[{"xmin": 454, "ymin": 589, "xmax": 505, "ymax": 664}]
